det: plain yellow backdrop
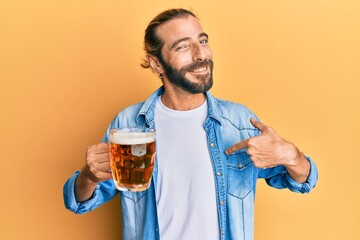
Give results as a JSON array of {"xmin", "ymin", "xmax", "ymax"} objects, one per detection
[{"xmin": 1, "ymin": 0, "xmax": 359, "ymax": 239}]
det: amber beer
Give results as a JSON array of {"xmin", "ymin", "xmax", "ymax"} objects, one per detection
[{"xmin": 109, "ymin": 128, "xmax": 156, "ymax": 192}]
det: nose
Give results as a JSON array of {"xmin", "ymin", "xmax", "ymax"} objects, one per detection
[{"xmin": 192, "ymin": 43, "xmax": 206, "ymax": 62}]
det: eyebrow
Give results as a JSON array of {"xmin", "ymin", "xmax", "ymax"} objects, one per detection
[{"xmin": 170, "ymin": 32, "xmax": 209, "ymax": 50}]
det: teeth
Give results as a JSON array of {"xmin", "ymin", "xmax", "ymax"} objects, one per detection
[{"xmin": 192, "ymin": 66, "xmax": 207, "ymax": 72}]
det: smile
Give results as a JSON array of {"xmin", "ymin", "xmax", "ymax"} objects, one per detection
[{"xmin": 190, "ymin": 66, "xmax": 208, "ymax": 73}]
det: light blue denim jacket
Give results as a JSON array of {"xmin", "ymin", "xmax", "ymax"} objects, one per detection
[{"xmin": 63, "ymin": 87, "xmax": 318, "ymax": 240}]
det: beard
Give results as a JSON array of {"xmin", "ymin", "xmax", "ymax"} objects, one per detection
[{"xmin": 158, "ymin": 56, "xmax": 214, "ymax": 94}]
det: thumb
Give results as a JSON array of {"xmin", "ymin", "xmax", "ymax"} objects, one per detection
[{"xmin": 250, "ymin": 118, "xmax": 267, "ymax": 132}]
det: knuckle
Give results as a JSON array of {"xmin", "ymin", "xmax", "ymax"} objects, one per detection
[
  {"xmin": 265, "ymin": 125, "xmax": 273, "ymax": 132},
  {"xmin": 87, "ymin": 144, "xmax": 96, "ymax": 151},
  {"xmin": 89, "ymin": 165, "xmax": 99, "ymax": 175},
  {"xmin": 86, "ymin": 153, "xmax": 95, "ymax": 162},
  {"xmin": 247, "ymin": 139, "xmax": 255, "ymax": 147},
  {"xmin": 252, "ymin": 160, "xmax": 262, "ymax": 168},
  {"xmin": 87, "ymin": 143, "xmax": 103, "ymax": 152},
  {"xmin": 246, "ymin": 148, "xmax": 252, "ymax": 155}
]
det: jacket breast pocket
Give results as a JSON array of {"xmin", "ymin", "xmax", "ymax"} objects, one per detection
[{"xmin": 226, "ymin": 151, "xmax": 255, "ymax": 199}]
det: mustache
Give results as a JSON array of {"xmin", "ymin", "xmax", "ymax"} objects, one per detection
[{"xmin": 180, "ymin": 59, "xmax": 213, "ymax": 73}]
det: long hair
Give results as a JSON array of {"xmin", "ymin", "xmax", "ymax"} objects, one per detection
[{"xmin": 140, "ymin": 9, "xmax": 197, "ymax": 68}]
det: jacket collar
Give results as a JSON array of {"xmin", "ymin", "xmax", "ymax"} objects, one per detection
[
  {"xmin": 205, "ymin": 91, "xmax": 223, "ymax": 125},
  {"xmin": 136, "ymin": 86, "xmax": 223, "ymax": 127}
]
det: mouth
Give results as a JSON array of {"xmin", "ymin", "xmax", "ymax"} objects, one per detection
[{"xmin": 189, "ymin": 65, "xmax": 208, "ymax": 74}]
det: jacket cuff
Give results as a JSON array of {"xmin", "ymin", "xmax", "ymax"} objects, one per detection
[
  {"xmin": 63, "ymin": 171, "xmax": 100, "ymax": 214},
  {"xmin": 284, "ymin": 156, "xmax": 318, "ymax": 193}
]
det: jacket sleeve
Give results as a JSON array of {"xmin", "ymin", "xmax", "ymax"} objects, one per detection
[
  {"xmin": 258, "ymin": 155, "xmax": 318, "ymax": 193},
  {"xmin": 63, "ymin": 171, "xmax": 119, "ymax": 214}
]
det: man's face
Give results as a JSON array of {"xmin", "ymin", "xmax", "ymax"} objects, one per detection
[{"xmin": 156, "ymin": 16, "xmax": 214, "ymax": 94}]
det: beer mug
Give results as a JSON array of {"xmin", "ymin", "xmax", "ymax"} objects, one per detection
[{"xmin": 109, "ymin": 127, "xmax": 156, "ymax": 192}]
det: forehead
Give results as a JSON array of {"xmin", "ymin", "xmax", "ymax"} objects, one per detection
[{"xmin": 156, "ymin": 16, "xmax": 205, "ymax": 47}]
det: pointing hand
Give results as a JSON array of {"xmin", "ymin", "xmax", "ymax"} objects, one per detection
[{"xmin": 225, "ymin": 118, "xmax": 301, "ymax": 169}]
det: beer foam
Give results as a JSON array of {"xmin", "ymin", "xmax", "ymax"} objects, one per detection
[{"xmin": 110, "ymin": 131, "xmax": 155, "ymax": 145}]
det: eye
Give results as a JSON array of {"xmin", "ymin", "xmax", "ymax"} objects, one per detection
[
  {"xmin": 200, "ymin": 39, "xmax": 208, "ymax": 44},
  {"xmin": 175, "ymin": 44, "xmax": 190, "ymax": 51}
]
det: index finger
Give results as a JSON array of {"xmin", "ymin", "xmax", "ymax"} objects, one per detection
[
  {"xmin": 225, "ymin": 139, "xmax": 249, "ymax": 155},
  {"xmin": 88, "ymin": 142, "xmax": 109, "ymax": 153}
]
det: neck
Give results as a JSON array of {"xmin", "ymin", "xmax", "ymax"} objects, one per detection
[{"xmin": 161, "ymin": 86, "xmax": 206, "ymax": 111}]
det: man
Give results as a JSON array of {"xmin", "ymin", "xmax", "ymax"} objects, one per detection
[{"xmin": 63, "ymin": 8, "xmax": 318, "ymax": 240}]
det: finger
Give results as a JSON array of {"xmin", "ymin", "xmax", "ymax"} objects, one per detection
[
  {"xmin": 89, "ymin": 161, "xmax": 111, "ymax": 175},
  {"xmin": 94, "ymin": 171, "xmax": 113, "ymax": 182},
  {"xmin": 250, "ymin": 118, "xmax": 267, "ymax": 132},
  {"xmin": 96, "ymin": 142, "xmax": 110, "ymax": 152},
  {"xmin": 225, "ymin": 139, "xmax": 248, "ymax": 155},
  {"xmin": 87, "ymin": 152, "xmax": 109, "ymax": 165},
  {"xmin": 96, "ymin": 161, "xmax": 111, "ymax": 172},
  {"xmin": 88, "ymin": 142, "xmax": 109, "ymax": 153},
  {"xmin": 95, "ymin": 152, "xmax": 110, "ymax": 163}
]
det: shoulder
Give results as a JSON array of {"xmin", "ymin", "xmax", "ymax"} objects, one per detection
[
  {"xmin": 214, "ymin": 97, "xmax": 259, "ymax": 130},
  {"xmin": 215, "ymin": 97, "xmax": 254, "ymax": 115},
  {"xmin": 117, "ymin": 102, "xmax": 144, "ymax": 117},
  {"xmin": 109, "ymin": 102, "xmax": 145, "ymax": 128}
]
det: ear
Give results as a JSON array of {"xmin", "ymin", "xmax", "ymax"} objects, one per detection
[{"xmin": 147, "ymin": 54, "xmax": 164, "ymax": 74}]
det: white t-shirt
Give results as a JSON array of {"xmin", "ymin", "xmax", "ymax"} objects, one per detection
[{"xmin": 154, "ymin": 97, "xmax": 220, "ymax": 240}]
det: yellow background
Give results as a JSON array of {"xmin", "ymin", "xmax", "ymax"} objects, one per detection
[{"xmin": 1, "ymin": 0, "xmax": 359, "ymax": 239}]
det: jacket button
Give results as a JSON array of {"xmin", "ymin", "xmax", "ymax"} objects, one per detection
[
  {"xmin": 238, "ymin": 163, "xmax": 243, "ymax": 169},
  {"xmin": 216, "ymin": 172, "xmax": 221, "ymax": 176},
  {"xmin": 210, "ymin": 143, "xmax": 215, "ymax": 147},
  {"xmin": 220, "ymin": 201, "xmax": 224, "ymax": 205}
]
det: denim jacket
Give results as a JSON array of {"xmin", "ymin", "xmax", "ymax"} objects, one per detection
[{"xmin": 63, "ymin": 87, "xmax": 318, "ymax": 240}]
